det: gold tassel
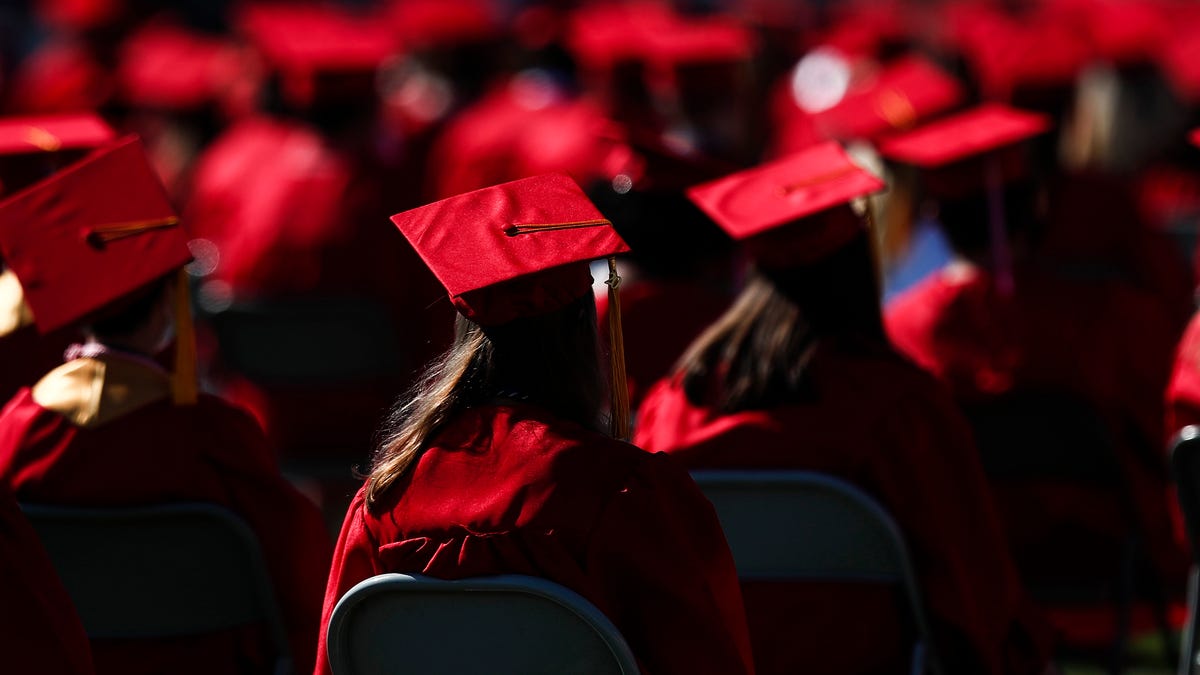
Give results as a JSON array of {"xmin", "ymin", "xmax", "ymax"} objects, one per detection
[
  {"xmin": 606, "ymin": 256, "xmax": 630, "ymax": 440},
  {"xmin": 171, "ymin": 268, "xmax": 197, "ymax": 405},
  {"xmin": 87, "ymin": 217, "xmax": 181, "ymax": 245},
  {"xmin": 505, "ymin": 219, "xmax": 613, "ymax": 236}
]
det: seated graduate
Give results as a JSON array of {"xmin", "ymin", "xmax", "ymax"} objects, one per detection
[
  {"xmin": 634, "ymin": 142, "xmax": 1051, "ymax": 675},
  {"xmin": 880, "ymin": 105, "xmax": 1188, "ymax": 644},
  {"xmin": 0, "ymin": 138, "xmax": 331, "ymax": 675},
  {"xmin": 0, "ymin": 113, "xmax": 116, "ymax": 406},
  {"xmin": 316, "ymin": 173, "xmax": 753, "ymax": 675},
  {"xmin": 0, "ymin": 484, "xmax": 94, "ymax": 675}
]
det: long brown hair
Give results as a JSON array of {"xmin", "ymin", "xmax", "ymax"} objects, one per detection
[
  {"xmin": 365, "ymin": 293, "xmax": 606, "ymax": 510},
  {"xmin": 676, "ymin": 233, "xmax": 884, "ymax": 414}
]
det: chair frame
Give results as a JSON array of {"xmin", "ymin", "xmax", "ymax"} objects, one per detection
[
  {"xmin": 690, "ymin": 469, "xmax": 942, "ymax": 675},
  {"xmin": 1171, "ymin": 425, "xmax": 1200, "ymax": 675},
  {"xmin": 326, "ymin": 573, "xmax": 640, "ymax": 675},
  {"xmin": 21, "ymin": 502, "xmax": 292, "ymax": 674}
]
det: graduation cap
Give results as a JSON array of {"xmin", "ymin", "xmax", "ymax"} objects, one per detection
[
  {"xmin": 687, "ymin": 140, "xmax": 884, "ymax": 269},
  {"xmin": 237, "ymin": 4, "xmax": 401, "ymax": 108},
  {"xmin": 876, "ymin": 103, "xmax": 1051, "ymax": 198},
  {"xmin": 0, "ymin": 137, "xmax": 197, "ymax": 404},
  {"xmin": 877, "ymin": 104, "xmax": 1050, "ymax": 296},
  {"xmin": 117, "ymin": 23, "xmax": 245, "ymax": 111},
  {"xmin": 0, "ymin": 112, "xmax": 117, "ymax": 196},
  {"xmin": 0, "ymin": 113, "xmax": 114, "ymax": 156},
  {"xmin": 810, "ymin": 56, "xmax": 964, "ymax": 143},
  {"xmin": 391, "ymin": 172, "xmax": 632, "ymax": 437}
]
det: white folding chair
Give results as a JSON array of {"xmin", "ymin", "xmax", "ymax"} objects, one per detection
[
  {"xmin": 22, "ymin": 502, "xmax": 292, "ymax": 674},
  {"xmin": 690, "ymin": 469, "xmax": 943, "ymax": 675},
  {"xmin": 1171, "ymin": 426, "xmax": 1200, "ymax": 675},
  {"xmin": 326, "ymin": 573, "xmax": 640, "ymax": 675}
]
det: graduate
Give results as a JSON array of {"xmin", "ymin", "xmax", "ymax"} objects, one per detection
[
  {"xmin": 0, "ymin": 112, "xmax": 116, "ymax": 406},
  {"xmin": 0, "ymin": 138, "xmax": 331, "ymax": 675},
  {"xmin": 880, "ymin": 105, "xmax": 1187, "ymax": 645},
  {"xmin": 317, "ymin": 173, "xmax": 754, "ymax": 675},
  {"xmin": 634, "ymin": 141, "xmax": 1051, "ymax": 674}
]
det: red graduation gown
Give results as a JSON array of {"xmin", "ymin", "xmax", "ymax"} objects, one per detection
[
  {"xmin": 885, "ymin": 263, "xmax": 1188, "ymax": 640},
  {"xmin": 316, "ymin": 402, "xmax": 754, "ymax": 675},
  {"xmin": 0, "ymin": 355, "xmax": 332, "ymax": 675},
  {"xmin": 1168, "ymin": 311, "xmax": 1200, "ymax": 436},
  {"xmin": 634, "ymin": 340, "xmax": 1051, "ymax": 675},
  {"xmin": 0, "ymin": 485, "xmax": 94, "ymax": 675}
]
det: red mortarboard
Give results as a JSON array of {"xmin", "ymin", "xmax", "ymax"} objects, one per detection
[
  {"xmin": 7, "ymin": 41, "xmax": 112, "ymax": 114},
  {"xmin": 117, "ymin": 23, "xmax": 246, "ymax": 111},
  {"xmin": 876, "ymin": 104, "xmax": 1050, "ymax": 199},
  {"xmin": 391, "ymin": 173, "xmax": 629, "ymax": 326},
  {"xmin": 876, "ymin": 103, "xmax": 1050, "ymax": 168},
  {"xmin": 0, "ymin": 113, "xmax": 114, "ymax": 156},
  {"xmin": 237, "ymin": 4, "xmax": 400, "ymax": 107},
  {"xmin": 687, "ymin": 140, "xmax": 884, "ymax": 266},
  {"xmin": 808, "ymin": 56, "xmax": 964, "ymax": 143},
  {"xmin": 388, "ymin": 0, "xmax": 501, "ymax": 49},
  {"xmin": 0, "ymin": 137, "xmax": 190, "ymax": 334}
]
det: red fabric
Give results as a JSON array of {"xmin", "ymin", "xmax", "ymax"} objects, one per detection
[
  {"xmin": 6, "ymin": 40, "xmax": 113, "ymax": 114},
  {"xmin": 0, "ymin": 137, "xmax": 189, "ymax": 333},
  {"xmin": 0, "ymin": 113, "xmax": 113, "ymax": 156},
  {"xmin": 596, "ymin": 278, "xmax": 732, "ymax": 410},
  {"xmin": 116, "ymin": 23, "xmax": 246, "ymax": 112},
  {"xmin": 884, "ymin": 264, "xmax": 1190, "ymax": 630},
  {"xmin": 876, "ymin": 103, "xmax": 1050, "ymax": 170},
  {"xmin": 634, "ymin": 341, "xmax": 1051, "ymax": 675},
  {"xmin": 686, "ymin": 141, "xmax": 884, "ymax": 259},
  {"xmin": 426, "ymin": 85, "xmax": 630, "ymax": 200},
  {"xmin": 0, "ymin": 484, "xmax": 94, "ymax": 675},
  {"xmin": 0, "ymin": 325, "xmax": 78, "ymax": 406},
  {"xmin": 776, "ymin": 56, "xmax": 964, "ymax": 150},
  {"xmin": 1168, "ymin": 311, "xmax": 1200, "ymax": 436},
  {"xmin": 316, "ymin": 402, "xmax": 754, "ymax": 675},
  {"xmin": 0, "ymin": 373, "xmax": 332, "ymax": 675},
  {"xmin": 184, "ymin": 117, "xmax": 357, "ymax": 297},
  {"xmin": 390, "ymin": 173, "xmax": 629, "ymax": 326}
]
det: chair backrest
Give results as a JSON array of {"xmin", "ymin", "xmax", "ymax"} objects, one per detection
[
  {"xmin": 1171, "ymin": 426, "xmax": 1200, "ymax": 675},
  {"xmin": 326, "ymin": 573, "xmax": 640, "ymax": 675},
  {"xmin": 21, "ymin": 502, "xmax": 291, "ymax": 670},
  {"xmin": 690, "ymin": 469, "xmax": 940, "ymax": 675},
  {"xmin": 1173, "ymin": 426, "xmax": 1200, "ymax": 559}
]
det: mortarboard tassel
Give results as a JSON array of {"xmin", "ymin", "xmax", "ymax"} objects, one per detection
[
  {"xmin": 606, "ymin": 256, "xmax": 630, "ymax": 440},
  {"xmin": 172, "ymin": 267, "xmax": 198, "ymax": 405},
  {"xmin": 985, "ymin": 159, "xmax": 1015, "ymax": 298}
]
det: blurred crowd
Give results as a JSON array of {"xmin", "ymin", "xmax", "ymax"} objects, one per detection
[{"xmin": 5, "ymin": 0, "xmax": 1200, "ymax": 673}]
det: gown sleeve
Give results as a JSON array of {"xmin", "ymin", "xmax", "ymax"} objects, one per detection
[
  {"xmin": 313, "ymin": 488, "xmax": 382, "ymax": 675},
  {"xmin": 583, "ymin": 451, "xmax": 755, "ymax": 675},
  {"xmin": 868, "ymin": 387, "xmax": 1051, "ymax": 675}
]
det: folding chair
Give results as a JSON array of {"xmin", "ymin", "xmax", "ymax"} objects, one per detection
[
  {"xmin": 1171, "ymin": 425, "xmax": 1200, "ymax": 675},
  {"xmin": 326, "ymin": 573, "xmax": 640, "ymax": 675},
  {"xmin": 963, "ymin": 389, "xmax": 1175, "ymax": 672},
  {"xmin": 21, "ymin": 502, "xmax": 292, "ymax": 674},
  {"xmin": 689, "ymin": 469, "xmax": 942, "ymax": 675}
]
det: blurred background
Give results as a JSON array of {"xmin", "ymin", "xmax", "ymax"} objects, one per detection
[{"xmin": 4, "ymin": 1, "xmax": 1200, "ymax": 670}]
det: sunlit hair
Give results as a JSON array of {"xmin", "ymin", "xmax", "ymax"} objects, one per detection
[
  {"xmin": 365, "ymin": 293, "xmax": 606, "ymax": 510},
  {"xmin": 675, "ymin": 234, "xmax": 884, "ymax": 414}
]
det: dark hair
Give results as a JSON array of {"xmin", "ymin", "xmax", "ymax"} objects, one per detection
[
  {"xmin": 676, "ymin": 234, "xmax": 884, "ymax": 414},
  {"xmin": 366, "ymin": 293, "xmax": 606, "ymax": 509},
  {"xmin": 86, "ymin": 277, "xmax": 170, "ymax": 340},
  {"xmin": 935, "ymin": 178, "xmax": 1042, "ymax": 261}
]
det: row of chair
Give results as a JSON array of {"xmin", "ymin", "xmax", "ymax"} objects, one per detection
[{"xmin": 22, "ymin": 471, "xmax": 937, "ymax": 675}]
